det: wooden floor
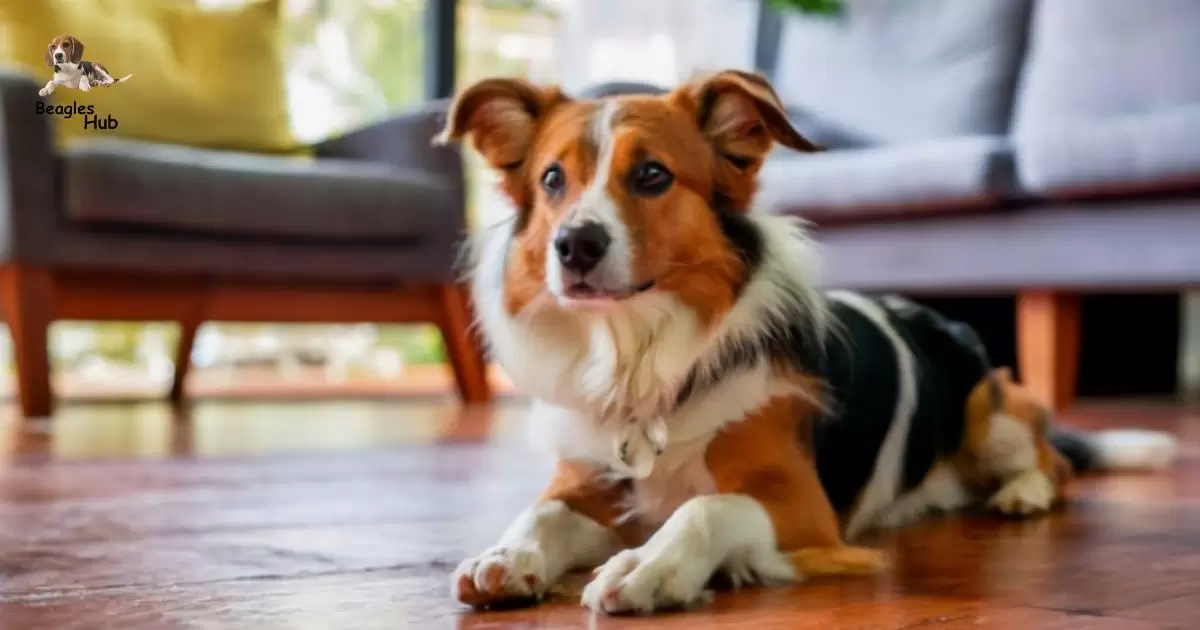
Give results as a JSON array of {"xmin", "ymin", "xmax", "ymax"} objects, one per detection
[{"xmin": 0, "ymin": 399, "xmax": 1197, "ymax": 629}]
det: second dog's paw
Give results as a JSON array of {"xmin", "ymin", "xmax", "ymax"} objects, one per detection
[
  {"xmin": 581, "ymin": 548, "xmax": 712, "ymax": 615},
  {"xmin": 452, "ymin": 546, "xmax": 548, "ymax": 608},
  {"xmin": 988, "ymin": 470, "xmax": 1055, "ymax": 516}
]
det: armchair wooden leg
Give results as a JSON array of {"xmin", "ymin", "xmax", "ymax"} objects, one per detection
[
  {"xmin": 0, "ymin": 266, "xmax": 55, "ymax": 417},
  {"xmin": 1018, "ymin": 291, "xmax": 1080, "ymax": 412},
  {"xmin": 170, "ymin": 319, "xmax": 201, "ymax": 406},
  {"xmin": 436, "ymin": 283, "xmax": 491, "ymax": 404}
]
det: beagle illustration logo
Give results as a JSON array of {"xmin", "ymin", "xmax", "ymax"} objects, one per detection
[
  {"xmin": 38, "ymin": 35, "xmax": 132, "ymax": 97},
  {"xmin": 35, "ymin": 35, "xmax": 132, "ymax": 130}
]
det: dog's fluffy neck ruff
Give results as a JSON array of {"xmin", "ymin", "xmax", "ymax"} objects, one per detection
[{"xmin": 471, "ymin": 209, "xmax": 826, "ymax": 467}]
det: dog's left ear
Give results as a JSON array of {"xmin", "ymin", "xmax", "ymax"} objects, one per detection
[
  {"xmin": 672, "ymin": 69, "xmax": 821, "ymax": 210},
  {"xmin": 68, "ymin": 37, "xmax": 84, "ymax": 64},
  {"xmin": 45, "ymin": 43, "xmax": 55, "ymax": 68}
]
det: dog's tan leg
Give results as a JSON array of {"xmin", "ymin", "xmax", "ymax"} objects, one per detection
[
  {"xmin": 976, "ymin": 421, "xmax": 1068, "ymax": 516},
  {"xmin": 580, "ymin": 397, "xmax": 885, "ymax": 615},
  {"xmin": 452, "ymin": 460, "xmax": 626, "ymax": 608},
  {"xmin": 1029, "ymin": 431, "xmax": 1074, "ymax": 504},
  {"xmin": 705, "ymin": 397, "xmax": 887, "ymax": 577},
  {"xmin": 963, "ymin": 368, "xmax": 1070, "ymax": 517}
]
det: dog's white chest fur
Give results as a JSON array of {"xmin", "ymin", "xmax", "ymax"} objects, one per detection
[
  {"xmin": 472, "ymin": 211, "xmax": 824, "ymax": 522},
  {"xmin": 526, "ymin": 360, "xmax": 804, "ymax": 525}
]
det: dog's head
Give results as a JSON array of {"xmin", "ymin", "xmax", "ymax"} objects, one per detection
[
  {"xmin": 46, "ymin": 35, "xmax": 84, "ymax": 67},
  {"xmin": 436, "ymin": 70, "xmax": 820, "ymax": 325}
]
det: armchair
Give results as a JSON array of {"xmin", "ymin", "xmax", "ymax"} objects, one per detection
[{"xmin": 0, "ymin": 68, "xmax": 488, "ymax": 417}]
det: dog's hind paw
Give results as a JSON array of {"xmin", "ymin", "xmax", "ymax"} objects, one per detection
[{"xmin": 988, "ymin": 469, "xmax": 1055, "ymax": 516}]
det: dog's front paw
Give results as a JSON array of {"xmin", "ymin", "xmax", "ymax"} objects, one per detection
[
  {"xmin": 38, "ymin": 87, "xmax": 52, "ymax": 97},
  {"xmin": 988, "ymin": 470, "xmax": 1056, "ymax": 516},
  {"xmin": 452, "ymin": 546, "xmax": 548, "ymax": 608},
  {"xmin": 581, "ymin": 547, "xmax": 712, "ymax": 615},
  {"xmin": 79, "ymin": 81, "xmax": 92, "ymax": 92}
]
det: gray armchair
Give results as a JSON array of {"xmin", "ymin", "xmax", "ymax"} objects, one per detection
[{"xmin": 0, "ymin": 68, "xmax": 488, "ymax": 417}]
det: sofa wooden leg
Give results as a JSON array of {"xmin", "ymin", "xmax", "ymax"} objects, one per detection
[
  {"xmin": 0, "ymin": 266, "xmax": 55, "ymax": 418},
  {"xmin": 436, "ymin": 283, "xmax": 491, "ymax": 404},
  {"xmin": 170, "ymin": 319, "xmax": 201, "ymax": 406},
  {"xmin": 1017, "ymin": 291, "xmax": 1080, "ymax": 412}
]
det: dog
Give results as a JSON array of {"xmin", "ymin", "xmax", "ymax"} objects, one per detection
[
  {"xmin": 38, "ymin": 35, "xmax": 132, "ymax": 97},
  {"xmin": 435, "ymin": 70, "xmax": 1179, "ymax": 615}
]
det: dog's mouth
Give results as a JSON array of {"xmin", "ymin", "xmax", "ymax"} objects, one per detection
[{"xmin": 561, "ymin": 279, "xmax": 655, "ymax": 302}]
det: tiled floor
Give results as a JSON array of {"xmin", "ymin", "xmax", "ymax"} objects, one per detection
[{"xmin": 0, "ymin": 399, "xmax": 1196, "ymax": 629}]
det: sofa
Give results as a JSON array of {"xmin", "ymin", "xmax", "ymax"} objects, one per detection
[
  {"xmin": 738, "ymin": 0, "xmax": 1200, "ymax": 410},
  {"xmin": 0, "ymin": 71, "xmax": 488, "ymax": 417},
  {"xmin": 589, "ymin": 0, "xmax": 1200, "ymax": 409}
]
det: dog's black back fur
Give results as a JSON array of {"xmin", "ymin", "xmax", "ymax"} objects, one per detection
[{"xmin": 812, "ymin": 295, "xmax": 992, "ymax": 514}]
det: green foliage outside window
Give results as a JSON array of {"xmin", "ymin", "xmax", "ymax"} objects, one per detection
[{"xmin": 769, "ymin": 0, "xmax": 843, "ymax": 17}]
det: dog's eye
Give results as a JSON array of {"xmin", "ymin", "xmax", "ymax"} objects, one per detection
[
  {"xmin": 540, "ymin": 163, "xmax": 566, "ymax": 196},
  {"xmin": 630, "ymin": 161, "xmax": 673, "ymax": 197},
  {"xmin": 62, "ymin": 41, "xmax": 71, "ymax": 48}
]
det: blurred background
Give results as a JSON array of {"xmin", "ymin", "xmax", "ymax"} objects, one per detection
[{"xmin": 0, "ymin": 0, "xmax": 1196, "ymax": 410}]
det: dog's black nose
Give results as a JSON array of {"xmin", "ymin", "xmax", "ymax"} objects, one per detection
[
  {"xmin": 54, "ymin": 52, "xmax": 64, "ymax": 61},
  {"xmin": 554, "ymin": 221, "xmax": 610, "ymax": 275}
]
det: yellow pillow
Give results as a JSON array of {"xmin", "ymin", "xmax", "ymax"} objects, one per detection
[{"xmin": 0, "ymin": 0, "xmax": 298, "ymax": 153}]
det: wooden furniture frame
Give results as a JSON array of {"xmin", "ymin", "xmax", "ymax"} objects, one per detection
[
  {"xmin": 0, "ymin": 264, "xmax": 490, "ymax": 417},
  {"xmin": 0, "ymin": 260, "xmax": 1115, "ymax": 416},
  {"xmin": 1017, "ymin": 291, "xmax": 1080, "ymax": 412}
]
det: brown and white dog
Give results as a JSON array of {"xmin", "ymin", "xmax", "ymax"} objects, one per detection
[
  {"xmin": 38, "ymin": 35, "xmax": 132, "ymax": 97},
  {"xmin": 435, "ymin": 70, "xmax": 1178, "ymax": 615}
]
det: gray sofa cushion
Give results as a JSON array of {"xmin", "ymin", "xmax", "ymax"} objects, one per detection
[
  {"xmin": 786, "ymin": 105, "xmax": 873, "ymax": 150},
  {"xmin": 575, "ymin": 81, "xmax": 667, "ymax": 98},
  {"xmin": 63, "ymin": 139, "xmax": 456, "ymax": 242},
  {"xmin": 758, "ymin": 135, "xmax": 1016, "ymax": 223},
  {"xmin": 1011, "ymin": 0, "xmax": 1200, "ymax": 195},
  {"xmin": 1016, "ymin": 106, "xmax": 1200, "ymax": 195},
  {"xmin": 1012, "ymin": 0, "xmax": 1200, "ymax": 136},
  {"xmin": 774, "ymin": 0, "xmax": 1032, "ymax": 142}
]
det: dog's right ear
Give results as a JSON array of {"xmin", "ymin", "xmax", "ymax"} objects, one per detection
[
  {"xmin": 670, "ymin": 70, "xmax": 821, "ymax": 212},
  {"xmin": 433, "ymin": 77, "xmax": 569, "ymax": 172},
  {"xmin": 45, "ymin": 42, "xmax": 54, "ymax": 68}
]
